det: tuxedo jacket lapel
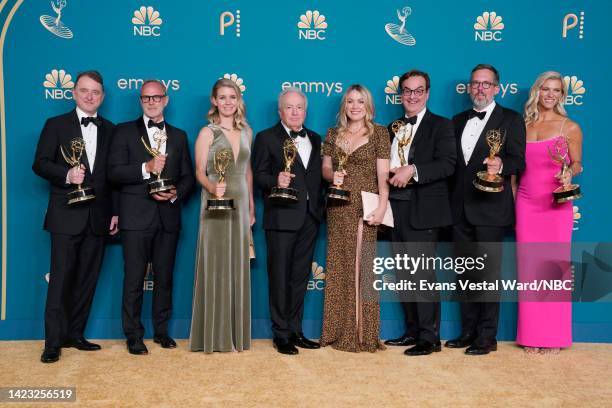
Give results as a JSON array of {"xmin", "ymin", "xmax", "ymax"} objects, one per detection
[
  {"xmin": 66, "ymin": 111, "xmax": 93, "ymax": 174},
  {"xmin": 409, "ymin": 110, "xmax": 432, "ymax": 163}
]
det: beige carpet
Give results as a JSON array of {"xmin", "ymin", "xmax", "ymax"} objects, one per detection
[{"xmin": 1, "ymin": 340, "xmax": 611, "ymax": 407}]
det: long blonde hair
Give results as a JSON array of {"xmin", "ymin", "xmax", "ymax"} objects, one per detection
[
  {"xmin": 524, "ymin": 71, "xmax": 568, "ymax": 126},
  {"xmin": 336, "ymin": 84, "xmax": 375, "ymax": 140},
  {"xmin": 207, "ymin": 78, "xmax": 248, "ymax": 130}
]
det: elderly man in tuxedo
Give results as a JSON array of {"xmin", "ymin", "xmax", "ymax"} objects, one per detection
[{"xmin": 252, "ymin": 87, "xmax": 324, "ymax": 355}]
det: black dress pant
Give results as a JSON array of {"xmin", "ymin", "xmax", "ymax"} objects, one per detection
[
  {"xmin": 45, "ymin": 223, "xmax": 105, "ymax": 348},
  {"xmin": 390, "ymin": 199, "xmax": 441, "ymax": 344},
  {"xmin": 265, "ymin": 213, "xmax": 319, "ymax": 341},
  {"xmin": 452, "ymin": 212, "xmax": 505, "ymax": 346},
  {"xmin": 121, "ymin": 213, "xmax": 179, "ymax": 340}
]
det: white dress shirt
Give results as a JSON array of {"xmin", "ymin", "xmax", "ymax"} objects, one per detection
[
  {"xmin": 75, "ymin": 107, "xmax": 98, "ymax": 171},
  {"xmin": 141, "ymin": 114, "xmax": 167, "ymax": 179},
  {"xmin": 281, "ymin": 122, "xmax": 312, "ymax": 169},
  {"xmin": 390, "ymin": 107, "xmax": 426, "ymax": 181},
  {"xmin": 460, "ymin": 101, "xmax": 496, "ymax": 164}
]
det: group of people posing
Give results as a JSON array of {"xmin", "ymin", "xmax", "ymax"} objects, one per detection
[{"xmin": 34, "ymin": 63, "xmax": 582, "ymax": 363}]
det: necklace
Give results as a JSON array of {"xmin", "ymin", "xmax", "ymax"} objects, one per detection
[{"xmin": 219, "ymin": 124, "xmax": 237, "ymax": 131}]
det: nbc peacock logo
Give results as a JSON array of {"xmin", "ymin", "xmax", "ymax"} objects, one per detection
[
  {"xmin": 474, "ymin": 11, "xmax": 504, "ymax": 42},
  {"xmin": 385, "ymin": 76, "xmax": 402, "ymax": 105},
  {"xmin": 222, "ymin": 73, "xmax": 246, "ymax": 93},
  {"xmin": 307, "ymin": 262, "xmax": 326, "ymax": 291},
  {"xmin": 43, "ymin": 69, "xmax": 74, "ymax": 100},
  {"xmin": 573, "ymin": 206, "xmax": 581, "ymax": 231},
  {"xmin": 132, "ymin": 6, "xmax": 163, "ymax": 37},
  {"xmin": 563, "ymin": 76, "xmax": 585, "ymax": 106},
  {"xmin": 298, "ymin": 10, "xmax": 327, "ymax": 40}
]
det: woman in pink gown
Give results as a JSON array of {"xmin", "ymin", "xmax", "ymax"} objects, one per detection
[{"xmin": 514, "ymin": 71, "xmax": 583, "ymax": 354}]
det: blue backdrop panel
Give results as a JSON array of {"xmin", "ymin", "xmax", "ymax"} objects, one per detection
[{"xmin": 0, "ymin": 0, "xmax": 610, "ymax": 341}]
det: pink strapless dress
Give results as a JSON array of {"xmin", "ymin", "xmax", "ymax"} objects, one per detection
[{"xmin": 515, "ymin": 136, "xmax": 573, "ymax": 348}]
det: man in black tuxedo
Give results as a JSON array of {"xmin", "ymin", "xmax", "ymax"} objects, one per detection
[
  {"xmin": 445, "ymin": 64, "xmax": 526, "ymax": 355},
  {"xmin": 252, "ymin": 87, "xmax": 324, "ymax": 355},
  {"xmin": 33, "ymin": 71, "xmax": 118, "ymax": 363},
  {"xmin": 109, "ymin": 80, "xmax": 194, "ymax": 355},
  {"xmin": 383, "ymin": 70, "xmax": 456, "ymax": 356}
]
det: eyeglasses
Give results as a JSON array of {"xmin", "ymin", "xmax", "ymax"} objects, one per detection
[
  {"xmin": 401, "ymin": 87, "xmax": 425, "ymax": 97},
  {"xmin": 469, "ymin": 81, "xmax": 496, "ymax": 89},
  {"xmin": 140, "ymin": 94, "xmax": 166, "ymax": 103}
]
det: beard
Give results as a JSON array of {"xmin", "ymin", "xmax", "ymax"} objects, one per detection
[{"xmin": 470, "ymin": 94, "xmax": 493, "ymax": 110}]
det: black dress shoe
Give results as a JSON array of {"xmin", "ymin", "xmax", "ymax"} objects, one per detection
[
  {"xmin": 404, "ymin": 341, "xmax": 442, "ymax": 356},
  {"xmin": 63, "ymin": 337, "xmax": 101, "ymax": 351},
  {"xmin": 384, "ymin": 334, "xmax": 417, "ymax": 347},
  {"xmin": 465, "ymin": 342, "xmax": 497, "ymax": 355},
  {"xmin": 273, "ymin": 339, "xmax": 298, "ymax": 355},
  {"xmin": 153, "ymin": 334, "xmax": 177, "ymax": 349},
  {"xmin": 290, "ymin": 333, "xmax": 320, "ymax": 349},
  {"xmin": 40, "ymin": 347, "xmax": 61, "ymax": 363},
  {"xmin": 127, "ymin": 338, "xmax": 148, "ymax": 355},
  {"xmin": 445, "ymin": 334, "xmax": 475, "ymax": 348}
]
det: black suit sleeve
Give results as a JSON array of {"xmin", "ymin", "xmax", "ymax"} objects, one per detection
[
  {"xmin": 414, "ymin": 119, "xmax": 457, "ymax": 184},
  {"xmin": 500, "ymin": 113, "xmax": 526, "ymax": 177},
  {"xmin": 174, "ymin": 131, "xmax": 195, "ymax": 202},
  {"xmin": 32, "ymin": 119, "xmax": 70, "ymax": 187},
  {"xmin": 252, "ymin": 132, "xmax": 277, "ymax": 191},
  {"xmin": 108, "ymin": 125, "xmax": 147, "ymax": 185}
]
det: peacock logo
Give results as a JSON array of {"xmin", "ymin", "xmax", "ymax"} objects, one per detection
[
  {"xmin": 474, "ymin": 11, "xmax": 504, "ymax": 41},
  {"xmin": 307, "ymin": 262, "xmax": 326, "ymax": 291},
  {"xmin": 563, "ymin": 75, "xmax": 585, "ymax": 106},
  {"xmin": 385, "ymin": 76, "xmax": 402, "ymax": 105},
  {"xmin": 222, "ymin": 73, "xmax": 246, "ymax": 93},
  {"xmin": 43, "ymin": 69, "xmax": 74, "ymax": 100},
  {"xmin": 298, "ymin": 10, "xmax": 327, "ymax": 40},
  {"xmin": 133, "ymin": 6, "xmax": 163, "ymax": 37}
]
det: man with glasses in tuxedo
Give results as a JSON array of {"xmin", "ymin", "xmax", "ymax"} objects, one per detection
[
  {"xmin": 445, "ymin": 64, "xmax": 525, "ymax": 355},
  {"xmin": 383, "ymin": 70, "xmax": 456, "ymax": 356},
  {"xmin": 109, "ymin": 79, "xmax": 194, "ymax": 355}
]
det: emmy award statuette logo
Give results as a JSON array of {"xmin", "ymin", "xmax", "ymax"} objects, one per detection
[
  {"xmin": 141, "ymin": 130, "xmax": 175, "ymax": 194},
  {"xmin": 547, "ymin": 137, "xmax": 582, "ymax": 203},
  {"xmin": 473, "ymin": 129, "xmax": 505, "ymax": 193},
  {"xmin": 40, "ymin": 0, "xmax": 73, "ymax": 39},
  {"xmin": 385, "ymin": 6, "xmax": 416, "ymax": 46}
]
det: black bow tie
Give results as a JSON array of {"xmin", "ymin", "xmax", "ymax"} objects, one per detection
[
  {"xmin": 81, "ymin": 116, "xmax": 102, "ymax": 127},
  {"xmin": 290, "ymin": 129, "xmax": 307, "ymax": 139},
  {"xmin": 403, "ymin": 116, "xmax": 417, "ymax": 125},
  {"xmin": 468, "ymin": 110, "xmax": 487, "ymax": 120},
  {"xmin": 148, "ymin": 119, "xmax": 165, "ymax": 130}
]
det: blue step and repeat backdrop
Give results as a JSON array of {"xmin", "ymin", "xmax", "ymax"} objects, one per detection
[{"xmin": 1, "ymin": 0, "xmax": 611, "ymax": 341}]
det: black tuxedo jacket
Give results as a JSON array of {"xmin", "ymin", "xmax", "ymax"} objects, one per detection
[
  {"xmin": 387, "ymin": 110, "xmax": 457, "ymax": 229},
  {"xmin": 108, "ymin": 118, "xmax": 194, "ymax": 232},
  {"xmin": 252, "ymin": 122, "xmax": 324, "ymax": 231},
  {"xmin": 450, "ymin": 103, "xmax": 526, "ymax": 227},
  {"xmin": 33, "ymin": 110, "xmax": 116, "ymax": 235}
]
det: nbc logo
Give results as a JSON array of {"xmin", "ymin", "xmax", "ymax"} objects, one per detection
[
  {"xmin": 144, "ymin": 262, "xmax": 154, "ymax": 291},
  {"xmin": 385, "ymin": 76, "xmax": 402, "ymax": 105},
  {"xmin": 573, "ymin": 206, "xmax": 581, "ymax": 231},
  {"xmin": 132, "ymin": 6, "xmax": 163, "ymax": 37},
  {"xmin": 563, "ymin": 75, "xmax": 585, "ymax": 105},
  {"xmin": 220, "ymin": 10, "xmax": 241, "ymax": 37},
  {"xmin": 562, "ymin": 12, "xmax": 585, "ymax": 39},
  {"xmin": 44, "ymin": 69, "xmax": 74, "ymax": 100},
  {"xmin": 223, "ymin": 73, "xmax": 246, "ymax": 93},
  {"xmin": 307, "ymin": 262, "xmax": 326, "ymax": 291},
  {"xmin": 474, "ymin": 11, "xmax": 504, "ymax": 42},
  {"xmin": 298, "ymin": 10, "xmax": 327, "ymax": 40}
]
